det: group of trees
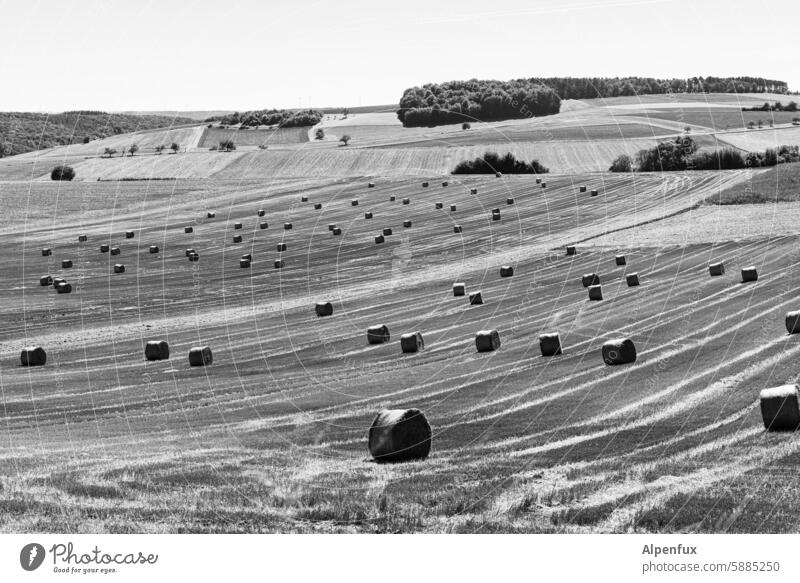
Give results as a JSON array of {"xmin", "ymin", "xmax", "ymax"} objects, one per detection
[
  {"xmin": 609, "ymin": 136, "xmax": 800, "ymax": 172},
  {"xmin": 398, "ymin": 79, "xmax": 561, "ymax": 127},
  {"xmin": 742, "ymin": 101, "xmax": 798, "ymax": 112},
  {"xmin": 102, "ymin": 142, "xmax": 179, "ymax": 157},
  {"xmin": 50, "ymin": 165, "xmax": 75, "ymax": 181},
  {"xmin": 0, "ymin": 111, "xmax": 194, "ymax": 157},
  {"xmin": 208, "ymin": 109, "xmax": 324, "ymax": 128},
  {"xmin": 452, "ymin": 151, "xmax": 549, "ymax": 175}
]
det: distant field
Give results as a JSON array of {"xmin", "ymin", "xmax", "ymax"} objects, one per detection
[
  {"xmin": 714, "ymin": 126, "xmax": 800, "ymax": 152},
  {"xmin": 200, "ymin": 126, "xmax": 309, "ymax": 148},
  {"xmin": 643, "ymin": 109, "xmax": 800, "ymax": 131},
  {"xmin": 704, "ymin": 162, "xmax": 800, "ymax": 204},
  {"xmin": 586, "ymin": 93, "xmax": 793, "ymax": 107}
]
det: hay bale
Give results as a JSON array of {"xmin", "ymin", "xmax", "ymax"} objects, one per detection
[
  {"xmin": 333, "ymin": 227, "xmax": 342, "ymax": 235},
  {"xmin": 39, "ymin": 275, "xmax": 53, "ymax": 286},
  {"xmin": 100, "ymin": 244, "xmax": 110, "ymax": 253},
  {"xmin": 786, "ymin": 311, "xmax": 800, "ymax": 334},
  {"xmin": 368, "ymin": 182, "xmax": 375, "ymax": 188},
  {"xmin": 506, "ymin": 197, "xmax": 515, "ymax": 205},
  {"xmin": 52, "ymin": 277, "xmax": 65, "ymax": 289},
  {"xmin": 435, "ymin": 202, "xmax": 443, "ymax": 209},
  {"xmin": 475, "ymin": 329, "xmax": 501, "ymax": 352},
  {"xmin": 274, "ymin": 259, "xmax": 284, "ymax": 268},
  {"xmin": 240, "ymin": 258, "xmax": 251, "ymax": 268},
  {"xmin": 400, "ymin": 332, "xmax": 424, "ymax": 353},
  {"xmin": 259, "ymin": 221, "xmax": 268, "ymax": 229},
  {"xmin": 602, "ymin": 338, "xmax": 636, "ymax": 365},
  {"xmin": 110, "ymin": 247, "xmax": 120, "ymax": 255},
  {"xmin": 328, "ymin": 223, "xmax": 336, "ymax": 231},
  {"xmin": 383, "ymin": 227, "xmax": 392, "ymax": 236},
  {"xmin": 367, "ymin": 324, "xmax": 390, "ymax": 344},
  {"xmin": 579, "ymin": 186, "xmax": 587, "ymax": 193},
  {"xmin": 114, "ymin": 264, "xmax": 125, "ymax": 273},
  {"xmin": 351, "ymin": 199, "xmax": 359, "ymax": 206},
  {"xmin": 709, "ymin": 262, "xmax": 725, "ymax": 276},
  {"xmin": 368, "ymin": 408, "xmax": 431, "ymax": 463},
  {"xmin": 566, "ymin": 245, "xmax": 576, "ymax": 256},
  {"xmin": 185, "ymin": 226, "xmax": 194, "ymax": 234},
  {"xmin": 314, "ymin": 203, "xmax": 323, "ymax": 210},
  {"xmin": 492, "ymin": 210, "xmax": 501, "ymax": 221},
  {"xmin": 315, "ymin": 302, "xmax": 333, "ymax": 317},
  {"xmin": 590, "ymin": 189, "xmax": 598, "ymax": 197},
  {"xmin": 453, "ymin": 283, "xmax": 466, "ymax": 296},
  {"xmin": 442, "ymin": 181, "xmax": 449, "ymax": 187},
  {"xmin": 403, "ymin": 220, "xmax": 412, "ymax": 228},
  {"xmin": 277, "ymin": 243, "xmax": 287, "ymax": 252},
  {"xmin": 125, "ymin": 231, "xmax": 135, "ymax": 239},
  {"xmin": 469, "ymin": 291, "xmax": 483, "ymax": 305},
  {"xmin": 626, "ymin": 273, "xmax": 640, "ymax": 286},
  {"xmin": 257, "ymin": 209, "xmax": 265, "ymax": 217},
  {"xmin": 588, "ymin": 285, "xmax": 603, "ymax": 301},
  {"xmin": 402, "ymin": 198, "xmax": 410, "ymax": 205},
  {"xmin": 539, "ymin": 333, "xmax": 562, "ymax": 356},
  {"xmin": 234, "ymin": 222, "xmax": 242, "ymax": 230},
  {"xmin": 581, "ymin": 273, "xmax": 600, "ymax": 287},
  {"xmin": 56, "ymin": 282, "xmax": 72, "ymax": 294},
  {"xmin": 536, "ymin": 178, "xmax": 541, "ymax": 184},
  {"xmin": 21, "ymin": 346, "xmax": 46, "ymax": 367},
  {"xmin": 470, "ymin": 188, "xmax": 478, "ymax": 195},
  {"xmin": 61, "ymin": 259, "xmax": 73, "ymax": 268},
  {"xmin": 450, "ymin": 204, "xmax": 457, "ymax": 211},
  {"xmin": 389, "ymin": 195, "xmax": 396, "ymax": 202},
  {"xmin": 500, "ymin": 265, "xmax": 514, "ymax": 277},
  {"xmin": 741, "ymin": 266, "xmax": 758, "ymax": 282},
  {"xmin": 42, "ymin": 248, "xmax": 51, "ymax": 256},
  {"xmin": 145, "ymin": 340, "xmax": 170, "ymax": 361},
  {"xmin": 364, "ymin": 212, "xmax": 373, "ymax": 219},
  {"xmin": 760, "ymin": 385, "xmax": 800, "ymax": 431},
  {"xmin": 188, "ymin": 252, "xmax": 199, "ymax": 262},
  {"xmin": 284, "ymin": 223, "xmax": 292, "ymax": 230},
  {"xmin": 615, "ymin": 255, "xmax": 626, "ymax": 266},
  {"xmin": 375, "ymin": 235, "xmax": 385, "ymax": 244},
  {"xmin": 422, "ymin": 182, "xmax": 429, "ymax": 187},
  {"xmin": 301, "ymin": 196, "xmax": 309, "ymax": 202},
  {"xmin": 207, "ymin": 211, "xmax": 216, "ymax": 219},
  {"xmin": 453, "ymin": 225, "xmax": 462, "ymax": 233},
  {"xmin": 189, "ymin": 346, "xmax": 213, "ymax": 366},
  {"xmin": 149, "ymin": 245, "xmax": 159, "ymax": 253},
  {"xmin": 185, "ymin": 248, "xmax": 196, "ymax": 257},
  {"xmin": 78, "ymin": 234, "xmax": 88, "ymax": 242}
]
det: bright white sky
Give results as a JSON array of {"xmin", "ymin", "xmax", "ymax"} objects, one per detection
[{"xmin": 0, "ymin": 0, "xmax": 796, "ymax": 112}]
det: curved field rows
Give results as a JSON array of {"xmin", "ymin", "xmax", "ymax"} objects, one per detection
[{"xmin": 199, "ymin": 127, "xmax": 309, "ymax": 148}]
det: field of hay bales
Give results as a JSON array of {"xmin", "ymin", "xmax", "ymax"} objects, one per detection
[{"xmin": 6, "ymin": 160, "xmax": 800, "ymax": 534}]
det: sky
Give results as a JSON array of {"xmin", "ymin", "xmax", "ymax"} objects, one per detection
[{"xmin": 0, "ymin": 0, "xmax": 796, "ymax": 112}]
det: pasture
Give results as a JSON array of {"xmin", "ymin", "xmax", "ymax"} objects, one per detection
[{"xmin": 4, "ymin": 165, "xmax": 800, "ymax": 533}]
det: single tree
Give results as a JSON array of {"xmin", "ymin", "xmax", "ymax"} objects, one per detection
[
  {"xmin": 315, "ymin": 128, "xmax": 325, "ymax": 140},
  {"xmin": 128, "ymin": 144, "xmax": 139, "ymax": 156},
  {"xmin": 462, "ymin": 122, "xmax": 471, "ymax": 130},
  {"xmin": 83, "ymin": 136, "xmax": 91, "ymax": 144},
  {"xmin": 339, "ymin": 134, "xmax": 351, "ymax": 146},
  {"xmin": 155, "ymin": 145, "xmax": 165, "ymax": 154},
  {"xmin": 170, "ymin": 142, "xmax": 180, "ymax": 153},
  {"xmin": 104, "ymin": 147, "xmax": 117, "ymax": 157},
  {"xmin": 219, "ymin": 139, "xmax": 236, "ymax": 151},
  {"xmin": 51, "ymin": 165, "xmax": 75, "ymax": 181},
  {"xmin": 608, "ymin": 154, "xmax": 633, "ymax": 173}
]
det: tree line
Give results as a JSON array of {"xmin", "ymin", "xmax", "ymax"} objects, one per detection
[
  {"xmin": 452, "ymin": 151, "xmax": 549, "ymax": 174},
  {"xmin": 207, "ymin": 109, "xmax": 324, "ymax": 128},
  {"xmin": 742, "ymin": 101, "xmax": 798, "ymax": 112},
  {"xmin": 537, "ymin": 76, "xmax": 789, "ymax": 99}
]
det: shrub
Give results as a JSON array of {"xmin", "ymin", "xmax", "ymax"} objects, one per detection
[
  {"xmin": 51, "ymin": 165, "xmax": 75, "ymax": 181},
  {"xmin": 608, "ymin": 154, "xmax": 632, "ymax": 172},
  {"xmin": 452, "ymin": 151, "xmax": 549, "ymax": 174},
  {"xmin": 339, "ymin": 134, "xmax": 351, "ymax": 146},
  {"xmin": 128, "ymin": 144, "xmax": 139, "ymax": 156},
  {"xmin": 103, "ymin": 147, "xmax": 117, "ymax": 157},
  {"xmin": 170, "ymin": 142, "xmax": 180, "ymax": 153},
  {"xmin": 462, "ymin": 122, "xmax": 471, "ymax": 130},
  {"xmin": 315, "ymin": 128, "xmax": 325, "ymax": 140},
  {"xmin": 218, "ymin": 139, "xmax": 236, "ymax": 151}
]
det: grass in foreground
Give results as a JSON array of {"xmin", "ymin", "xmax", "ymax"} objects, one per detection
[{"xmin": 705, "ymin": 162, "xmax": 800, "ymax": 205}]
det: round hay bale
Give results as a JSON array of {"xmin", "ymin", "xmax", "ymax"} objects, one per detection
[
  {"xmin": 383, "ymin": 227, "xmax": 392, "ymax": 236},
  {"xmin": 284, "ymin": 223, "xmax": 293, "ymax": 230},
  {"xmin": 124, "ymin": 230, "xmax": 135, "ymax": 240},
  {"xmin": 500, "ymin": 265, "xmax": 514, "ymax": 277},
  {"xmin": 184, "ymin": 226, "xmax": 193, "ymax": 234},
  {"xmin": 52, "ymin": 277, "xmax": 65, "ymax": 289},
  {"xmin": 110, "ymin": 247, "xmax": 120, "ymax": 256},
  {"xmin": 760, "ymin": 385, "xmax": 800, "ymax": 431},
  {"xmin": 588, "ymin": 285, "xmax": 603, "ymax": 301},
  {"xmin": 506, "ymin": 197, "xmax": 515, "ymax": 205},
  {"xmin": 581, "ymin": 273, "xmax": 600, "ymax": 287},
  {"xmin": 626, "ymin": 273, "xmax": 640, "ymax": 286},
  {"xmin": 39, "ymin": 275, "xmax": 53, "ymax": 286},
  {"xmin": 786, "ymin": 311, "xmax": 800, "ymax": 334},
  {"xmin": 239, "ymin": 258, "xmax": 251, "ymax": 268},
  {"xmin": 368, "ymin": 182, "xmax": 375, "ymax": 188},
  {"xmin": 42, "ymin": 248, "xmax": 51, "ymax": 256},
  {"xmin": 185, "ymin": 248, "xmax": 196, "ymax": 257},
  {"xmin": 375, "ymin": 235, "xmax": 385, "ymax": 244},
  {"xmin": 234, "ymin": 222, "xmax": 242, "ymax": 230},
  {"xmin": 709, "ymin": 262, "xmax": 725, "ymax": 276},
  {"xmin": 259, "ymin": 221, "xmax": 268, "ymax": 229},
  {"xmin": 450, "ymin": 204, "xmax": 457, "ymax": 212},
  {"xmin": 400, "ymin": 332, "xmax": 424, "ymax": 353},
  {"xmin": 207, "ymin": 211, "xmax": 216, "ymax": 219},
  {"xmin": 277, "ymin": 243, "xmax": 287, "ymax": 252},
  {"xmin": 61, "ymin": 259, "xmax": 73, "ymax": 268},
  {"xmin": 402, "ymin": 198, "xmax": 410, "ymax": 205},
  {"xmin": 367, "ymin": 324, "xmax": 390, "ymax": 344},
  {"xmin": 389, "ymin": 195, "xmax": 396, "ymax": 202},
  {"xmin": 453, "ymin": 283, "xmax": 466, "ymax": 296},
  {"xmin": 615, "ymin": 255, "xmax": 626, "ymax": 266},
  {"xmin": 149, "ymin": 245, "xmax": 159, "ymax": 254},
  {"xmin": 422, "ymin": 182, "xmax": 429, "ymax": 187},
  {"xmin": 453, "ymin": 225, "xmax": 462, "ymax": 233},
  {"xmin": 475, "ymin": 329, "xmax": 501, "ymax": 352},
  {"xmin": 113, "ymin": 264, "xmax": 125, "ymax": 273},
  {"xmin": 314, "ymin": 203, "xmax": 323, "ymax": 210},
  {"xmin": 328, "ymin": 223, "xmax": 337, "ymax": 231},
  {"xmin": 332, "ymin": 227, "xmax": 342, "ymax": 235},
  {"xmin": 364, "ymin": 212, "xmax": 373, "ymax": 219},
  {"xmin": 539, "ymin": 333, "xmax": 562, "ymax": 356},
  {"xmin": 579, "ymin": 186, "xmax": 587, "ymax": 193},
  {"xmin": 535, "ymin": 178, "xmax": 541, "ymax": 184},
  {"xmin": 315, "ymin": 302, "xmax": 333, "ymax": 317},
  {"xmin": 100, "ymin": 244, "xmax": 110, "ymax": 253},
  {"xmin": 442, "ymin": 181, "xmax": 449, "ymax": 187},
  {"xmin": 590, "ymin": 189, "xmax": 599, "ymax": 197},
  {"xmin": 189, "ymin": 346, "xmax": 213, "ymax": 366},
  {"xmin": 274, "ymin": 259, "xmax": 284, "ymax": 269},
  {"xmin": 741, "ymin": 266, "xmax": 758, "ymax": 282},
  {"xmin": 469, "ymin": 291, "xmax": 483, "ymax": 305},
  {"xmin": 78, "ymin": 234, "xmax": 88, "ymax": 242},
  {"xmin": 368, "ymin": 408, "xmax": 431, "ymax": 463},
  {"xmin": 21, "ymin": 346, "xmax": 46, "ymax": 367},
  {"xmin": 145, "ymin": 340, "xmax": 170, "ymax": 361},
  {"xmin": 56, "ymin": 282, "xmax": 72, "ymax": 294},
  {"xmin": 351, "ymin": 199, "xmax": 359, "ymax": 206},
  {"xmin": 232, "ymin": 235, "xmax": 242, "ymax": 243},
  {"xmin": 492, "ymin": 210, "xmax": 501, "ymax": 221},
  {"xmin": 403, "ymin": 220, "xmax": 412, "ymax": 228},
  {"xmin": 188, "ymin": 252, "xmax": 199, "ymax": 262},
  {"xmin": 301, "ymin": 196, "xmax": 309, "ymax": 202},
  {"xmin": 257, "ymin": 209, "xmax": 265, "ymax": 217},
  {"xmin": 242, "ymin": 253, "xmax": 253, "ymax": 263},
  {"xmin": 435, "ymin": 202, "xmax": 443, "ymax": 209},
  {"xmin": 541, "ymin": 182, "xmax": 547, "ymax": 188},
  {"xmin": 566, "ymin": 245, "xmax": 576, "ymax": 256},
  {"xmin": 470, "ymin": 188, "xmax": 478, "ymax": 195},
  {"xmin": 602, "ymin": 338, "xmax": 636, "ymax": 365}
]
